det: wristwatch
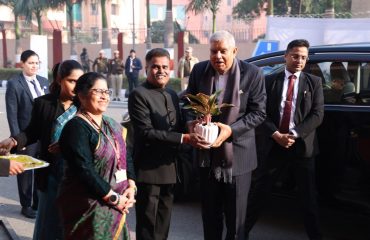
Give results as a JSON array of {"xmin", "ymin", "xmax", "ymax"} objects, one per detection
[{"xmin": 108, "ymin": 192, "xmax": 120, "ymax": 206}]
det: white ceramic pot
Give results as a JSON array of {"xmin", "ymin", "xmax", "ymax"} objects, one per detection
[{"xmin": 194, "ymin": 122, "xmax": 219, "ymax": 145}]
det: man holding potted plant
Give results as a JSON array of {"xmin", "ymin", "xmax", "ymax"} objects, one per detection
[{"xmin": 184, "ymin": 30, "xmax": 266, "ymax": 240}]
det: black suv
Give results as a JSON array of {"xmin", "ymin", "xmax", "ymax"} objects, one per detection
[{"xmin": 246, "ymin": 44, "xmax": 370, "ymax": 214}]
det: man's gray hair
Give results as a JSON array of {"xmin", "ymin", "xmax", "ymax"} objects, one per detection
[{"xmin": 209, "ymin": 30, "xmax": 235, "ymax": 48}]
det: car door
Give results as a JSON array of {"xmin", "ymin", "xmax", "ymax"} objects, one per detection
[{"xmin": 248, "ymin": 54, "xmax": 370, "ymax": 213}]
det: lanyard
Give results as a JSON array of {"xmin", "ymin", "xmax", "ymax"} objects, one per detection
[{"xmin": 81, "ymin": 112, "xmax": 121, "ymax": 170}]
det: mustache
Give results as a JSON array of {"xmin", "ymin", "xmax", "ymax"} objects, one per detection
[{"xmin": 155, "ymin": 73, "xmax": 167, "ymax": 77}]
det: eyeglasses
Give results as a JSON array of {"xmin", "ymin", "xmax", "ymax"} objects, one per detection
[
  {"xmin": 91, "ymin": 88, "xmax": 112, "ymax": 97},
  {"xmin": 289, "ymin": 54, "xmax": 309, "ymax": 62}
]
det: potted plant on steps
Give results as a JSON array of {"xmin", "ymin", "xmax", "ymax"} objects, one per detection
[{"xmin": 183, "ymin": 90, "xmax": 234, "ymax": 145}]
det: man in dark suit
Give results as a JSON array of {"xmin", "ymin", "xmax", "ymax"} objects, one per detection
[
  {"xmin": 5, "ymin": 50, "xmax": 49, "ymax": 218},
  {"xmin": 128, "ymin": 48, "xmax": 206, "ymax": 240},
  {"xmin": 245, "ymin": 39, "xmax": 324, "ymax": 240},
  {"xmin": 125, "ymin": 49, "xmax": 142, "ymax": 97},
  {"xmin": 185, "ymin": 30, "xmax": 266, "ymax": 240}
]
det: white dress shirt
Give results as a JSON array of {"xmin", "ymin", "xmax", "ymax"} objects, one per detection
[
  {"xmin": 23, "ymin": 74, "xmax": 45, "ymax": 99},
  {"xmin": 215, "ymin": 72, "xmax": 229, "ymax": 105},
  {"xmin": 129, "ymin": 58, "xmax": 134, "ymax": 72}
]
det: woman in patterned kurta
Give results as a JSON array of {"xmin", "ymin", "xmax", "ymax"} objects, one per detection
[{"xmin": 58, "ymin": 72, "xmax": 136, "ymax": 239}]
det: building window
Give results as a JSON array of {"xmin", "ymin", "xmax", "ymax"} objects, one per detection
[
  {"xmin": 91, "ymin": 3, "xmax": 98, "ymax": 15},
  {"xmin": 111, "ymin": 3, "xmax": 118, "ymax": 15},
  {"xmin": 174, "ymin": 5, "xmax": 185, "ymax": 21},
  {"xmin": 73, "ymin": 3, "xmax": 82, "ymax": 22},
  {"xmin": 227, "ymin": 15, "xmax": 231, "ymax": 23},
  {"xmin": 150, "ymin": 4, "xmax": 165, "ymax": 21}
]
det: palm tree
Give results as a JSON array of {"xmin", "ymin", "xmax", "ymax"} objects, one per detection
[
  {"xmin": 65, "ymin": 0, "xmax": 78, "ymax": 56},
  {"xmin": 21, "ymin": 0, "xmax": 61, "ymax": 35},
  {"xmin": 100, "ymin": 0, "xmax": 111, "ymax": 50},
  {"xmin": 46, "ymin": 0, "xmax": 86, "ymax": 57},
  {"xmin": 232, "ymin": 0, "xmax": 267, "ymax": 22},
  {"xmin": 146, "ymin": 0, "xmax": 152, "ymax": 50},
  {"xmin": 186, "ymin": 0, "xmax": 222, "ymax": 33},
  {"xmin": 164, "ymin": 0, "xmax": 174, "ymax": 48},
  {"xmin": 0, "ymin": 0, "xmax": 25, "ymax": 55}
]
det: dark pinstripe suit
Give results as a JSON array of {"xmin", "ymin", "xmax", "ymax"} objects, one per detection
[{"xmin": 186, "ymin": 59, "xmax": 266, "ymax": 240}]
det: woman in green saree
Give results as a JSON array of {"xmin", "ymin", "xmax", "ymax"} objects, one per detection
[{"xmin": 58, "ymin": 72, "xmax": 136, "ymax": 239}]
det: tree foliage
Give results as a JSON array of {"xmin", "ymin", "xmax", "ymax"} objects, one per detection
[
  {"xmin": 233, "ymin": 0, "xmax": 352, "ymax": 22},
  {"xmin": 164, "ymin": 0, "xmax": 174, "ymax": 47},
  {"xmin": 186, "ymin": 0, "xmax": 222, "ymax": 33},
  {"xmin": 232, "ymin": 0, "xmax": 266, "ymax": 22},
  {"xmin": 151, "ymin": 21, "xmax": 199, "ymax": 44}
]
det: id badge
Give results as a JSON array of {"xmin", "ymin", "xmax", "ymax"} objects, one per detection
[{"xmin": 115, "ymin": 169, "xmax": 127, "ymax": 183}]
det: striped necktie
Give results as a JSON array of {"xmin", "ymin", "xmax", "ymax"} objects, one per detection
[{"xmin": 30, "ymin": 79, "xmax": 42, "ymax": 97}]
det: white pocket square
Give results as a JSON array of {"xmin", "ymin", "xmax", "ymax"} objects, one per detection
[{"xmin": 239, "ymin": 90, "xmax": 244, "ymax": 94}]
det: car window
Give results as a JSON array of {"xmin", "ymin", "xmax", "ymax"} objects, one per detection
[
  {"xmin": 250, "ymin": 59, "xmax": 370, "ymax": 106},
  {"xmin": 360, "ymin": 62, "xmax": 370, "ymax": 105},
  {"xmin": 262, "ymin": 64, "xmax": 284, "ymax": 75},
  {"xmin": 305, "ymin": 61, "xmax": 370, "ymax": 105}
]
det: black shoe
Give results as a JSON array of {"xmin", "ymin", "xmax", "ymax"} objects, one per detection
[
  {"xmin": 117, "ymin": 98, "xmax": 121, "ymax": 101},
  {"xmin": 21, "ymin": 207, "xmax": 36, "ymax": 219}
]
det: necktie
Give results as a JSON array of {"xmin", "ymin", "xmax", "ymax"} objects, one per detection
[
  {"xmin": 279, "ymin": 75, "xmax": 296, "ymax": 133},
  {"xmin": 30, "ymin": 79, "xmax": 42, "ymax": 97}
]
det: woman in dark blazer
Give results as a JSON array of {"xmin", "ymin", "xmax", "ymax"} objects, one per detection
[
  {"xmin": 0, "ymin": 60, "xmax": 84, "ymax": 239},
  {"xmin": 5, "ymin": 50, "xmax": 49, "ymax": 218}
]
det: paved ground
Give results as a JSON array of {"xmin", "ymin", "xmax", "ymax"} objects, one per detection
[{"xmin": 1, "ymin": 88, "xmax": 370, "ymax": 240}]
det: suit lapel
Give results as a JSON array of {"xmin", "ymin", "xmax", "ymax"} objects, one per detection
[
  {"xmin": 35, "ymin": 76, "xmax": 48, "ymax": 94},
  {"xmin": 270, "ymin": 72, "xmax": 284, "ymax": 125},
  {"xmin": 275, "ymin": 72, "xmax": 285, "ymax": 104},
  {"xmin": 198, "ymin": 62, "xmax": 215, "ymax": 95},
  {"xmin": 294, "ymin": 73, "xmax": 306, "ymax": 122},
  {"xmin": 18, "ymin": 74, "xmax": 34, "ymax": 101}
]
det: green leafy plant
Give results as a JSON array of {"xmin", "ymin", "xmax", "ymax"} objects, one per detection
[{"xmin": 183, "ymin": 90, "xmax": 234, "ymax": 124}]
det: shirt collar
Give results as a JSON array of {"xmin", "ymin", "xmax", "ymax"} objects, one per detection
[
  {"xmin": 284, "ymin": 69, "xmax": 301, "ymax": 80},
  {"xmin": 23, "ymin": 74, "xmax": 37, "ymax": 82}
]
